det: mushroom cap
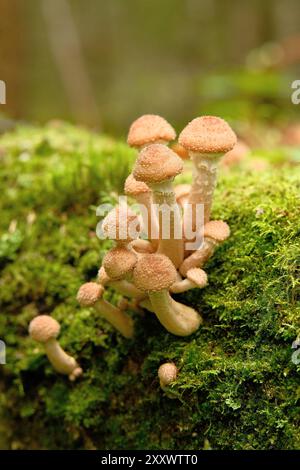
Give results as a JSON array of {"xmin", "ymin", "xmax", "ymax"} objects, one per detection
[
  {"xmin": 29, "ymin": 315, "xmax": 60, "ymax": 343},
  {"xmin": 158, "ymin": 363, "xmax": 178, "ymax": 386},
  {"xmin": 102, "ymin": 206, "xmax": 140, "ymax": 242},
  {"xmin": 204, "ymin": 220, "xmax": 230, "ymax": 242},
  {"xmin": 186, "ymin": 268, "xmax": 208, "ymax": 288},
  {"xmin": 97, "ymin": 266, "xmax": 110, "ymax": 285},
  {"xmin": 133, "ymin": 253, "xmax": 177, "ymax": 292},
  {"xmin": 77, "ymin": 282, "xmax": 104, "ymax": 306},
  {"xmin": 133, "ymin": 143, "xmax": 183, "ymax": 184},
  {"xmin": 174, "ymin": 184, "xmax": 191, "ymax": 201},
  {"xmin": 124, "ymin": 174, "xmax": 151, "ymax": 196},
  {"xmin": 103, "ymin": 247, "xmax": 137, "ymax": 280},
  {"xmin": 179, "ymin": 116, "xmax": 237, "ymax": 154},
  {"xmin": 127, "ymin": 114, "xmax": 176, "ymax": 147},
  {"xmin": 171, "ymin": 142, "xmax": 189, "ymax": 160}
]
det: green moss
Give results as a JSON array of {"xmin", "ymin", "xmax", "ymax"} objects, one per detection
[{"xmin": 0, "ymin": 123, "xmax": 299, "ymax": 450}]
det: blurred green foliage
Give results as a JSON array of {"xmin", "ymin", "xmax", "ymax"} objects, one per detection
[{"xmin": 0, "ymin": 123, "xmax": 299, "ymax": 449}]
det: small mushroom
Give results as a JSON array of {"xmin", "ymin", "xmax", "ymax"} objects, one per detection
[
  {"xmin": 179, "ymin": 116, "xmax": 237, "ymax": 228},
  {"xmin": 77, "ymin": 282, "xmax": 134, "ymax": 338},
  {"xmin": 158, "ymin": 362, "xmax": 178, "ymax": 391},
  {"xmin": 28, "ymin": 315, "xmax": 82, "ymax": 381},
  {"xmin": 180, "ymin": 220, "xmax": 230, "ymax": 276},
  {"xmin": 133, "ymin": 254, "xmax": 202, "ymax": 336},
  {"xmin": 101, "ymin": 205, "xmax": 140, "ymax": 247},
  {"xmin": 170, "ymin": 268, "xmax": 208, "ymax": 293},
  {"xmin": 103, "ymin": 246, "xmax": 137, "ymax": 281},
  {"xmin": 133, "ymin": 144, "xmax": 184, "ymax": 268},
  {"xmin": 127, "ymin": 114, "xmax": 176, "ymax": 149},
  {"xmin": 124, "ymin": 174, "xmax": 159, "ymax": 248}
]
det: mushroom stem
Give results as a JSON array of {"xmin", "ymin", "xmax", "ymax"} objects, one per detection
[
  {"xmin": 93, "ymin": 298, "xmax": 134, "ymax": 339},
  {"xmin": 135, "ymin": 192, "xmax": 159, "ymax": 249},
  {"xmin": 149, "ymin": 290, "xmax": 202, "ymax": 337},
  {"xmin": 180, "ymin": 237, "xmax": 216, "ymax": 277},
  {"xmin": 44, "ymin": 338, "xmax": 82, "ymax": 380},
  {"xmin": 152, "ymin": 181, "xmax": 184, "ymax": 268},
  {"xmin": 170, "ymin": 279, "xmax": 199, "ymax": 294},
  {"xmin": 109, "ymin": 280, "xmax": 145, "ymax": 300}
]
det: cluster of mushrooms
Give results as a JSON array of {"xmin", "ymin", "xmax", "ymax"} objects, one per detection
[{"xmin": 29, "ymin": 115, "xmax": 237, "ymax": 386}]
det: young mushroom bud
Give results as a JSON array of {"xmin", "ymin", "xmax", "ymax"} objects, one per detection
[
  {"xmin": 158, "ymin": 362, "xmax": 178, "ymax": 391},
  {"xmin": 170, "ymin": 268, "xmax": 208, "ymax": 294},
  {"xmin": 133, "ymin": 144, "xmax": 184, "ymax": 268},
  {"xmin": 127, "ymin": 114, "xmax": 176, "ymax": 149},
  {"xmin": 28, "ymin": 315, "xmax": 82, "ymax": 381},
  {"xmin": 180, "ymin": 220, "xmax": 230, "ymax": 277},
  {"xmin": 133, "ymin": 254, "xmax": 202, "ymax": 336},
  {"xmin": 124, "ymin": 174, "xmax": 158, "ymax": 248},
  {"xmin": 179, "ymin": 116, "xmax": 237, "ymax": 229},
  {"xmin": 77, "ymin": 282, "xmax": 134, "ymax": 338}
]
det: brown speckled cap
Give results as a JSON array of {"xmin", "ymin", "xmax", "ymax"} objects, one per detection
[
  {"xmin": 77, "ymin": 282, "xmax": 104, "ymax": 306},
  {"xmin": 133, "ymin": 254, "xmax": 177, "ymax": 292},
  {"xmin": 103, "ymin": 247, "xmax": 137, "ymax": 280},
  {"xmin": 204, "ymin": 220, "xmax": 230, "ymax": 242},
  {"xmin": 158, "ymin": 363, "xmax": 178, "ymax": 386},
  {"xmin": 186, "ymin": 268, "xmax": 208, "ymax": 287},
  {"xmin": 102, "ymin": 206, "xmax": 140, "ymax": 242},
  {"xmin": 124, "ymin": 174, "xmax": 151, "ymax": 196},
  {"xmin": 29, "ymin": 315, "xmax": 60, "ymax": 343},
  {"xmin": 179, "ymin": 116, "xmax": 237, "ymax": 154},
  {"xmin": 127, "ymin": 114, "xmax": 176, "ymax": 147},
  {"xmin": 133, "ymin": 143, "xmax": 183, "ymax": 184}
]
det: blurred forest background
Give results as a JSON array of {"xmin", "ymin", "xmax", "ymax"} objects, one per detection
[{"xmin": 0, "ymin": 0, "xmax": 300, "ymax": 136}]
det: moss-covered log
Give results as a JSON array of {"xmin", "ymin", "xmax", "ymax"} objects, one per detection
[{"xmin": 0, "ymin": 123, "xmax": 299, "ymax": 449}]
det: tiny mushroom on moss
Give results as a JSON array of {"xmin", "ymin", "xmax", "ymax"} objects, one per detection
[
  {"xmin": 180, "ymin": 220, "xmax": 230, "ymax": 276},
  {"xmin": 77, "ymin": 282, "xmax": 134, "ymax": 338},
  {"xmin": 127, "ymin": 114, "xmax": 176, "ymax": 149},
  {"xmin": 133, "ymin": 254, "xmax": 202, "ymax": 336},
  {"xmin": 170, "ymin": 267, "xmax": 208, "ymax": 293},
  {"xmin": 158, "ymin": 362, "xmax": 178, "ymax": 390},
  {"xmin": 29, "ymin": 315, "xmax": 82, "ymax": 381}
]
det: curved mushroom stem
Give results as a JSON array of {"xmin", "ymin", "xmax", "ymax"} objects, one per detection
[
  {"xmin": 44, "ymin": 338, "xmax": 82, "ymax": 380},
  {"xmin": 135, "ymin": 193, "xmax": 159, "ymax": 250},
  {"xmin": 184, "ymin": 153, "xmax": 221, "ymax": 236},
  {"xmin": 93, "ymin": 298, "xmax": 134, "ymax": 339},
  {"xmin": 149, "ymin": 290, "xmax": 202, "ymax": 336},
  {"xmin": 180, "ymin": 236, "xmax": 217, "ymax": 277},
  {"xmin": 139, "ymin": 297, "xmax": 155, "ymax": 313},
  {"xmin": 109, "ymin": 280, "xmax": 145, "ymax": 300},
  {"xmin": 152, "ymin": 181, "xmax": 184, "ymax": 269}
]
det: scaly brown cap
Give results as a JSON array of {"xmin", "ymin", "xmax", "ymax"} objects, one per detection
[
  {"xmin": 29, "ymin": 315, "xmax": 60, "ymax": 343},
  {"xmin": 133, "ymin": 143, "xmax": 183, "ymax": 184},
  {"xmin": 103, "ymin": 247, "xmax": 137, "ymax": 280},
  {"xmin": 102, "ymin": 206, "xmax": 140, "ymax": 242},
  {"xmin": 204, "ymin": 220, "xmax": 230, "ymax": 242},
  {"xmin": 127, "ymin": 114, "xmax": 176, "ymax": 147},
  {"xmin": 186, "ymin": 268, "xmax": 208, "ymax": 288},
  {"xmin": 158, "ymin": 363, "xmax": 178, "ymax": 386},
  {"xmin": 77, "ymin": 282, "xmax": 104, "ymax": 306},
  {"xmin": 133, "ymin": 254, "xmax": 177, "ymax": 292},
  {"xmin": 124, "ymin": 174, "xmax": 151, "ymax": 196},
  {"xmin": 179, "ymin": 116, "xmax": 237, "ymax": 154}
]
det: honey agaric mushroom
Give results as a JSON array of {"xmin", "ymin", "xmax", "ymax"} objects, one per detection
[
  {"xmin": 133, "ymin": 254, "xmax": 202, "ymax": 336},
  {"xmin": 133, "ymin": 144, "xmax": 184, "ymax": 268},
  {"xmin": 158, "ymin": 362, "xmax": 178, "ymax": 390},
  {"xmin": 124, "ymin": 174, "xmax": 158, "ymax": 247},
  {"xmin": 180, "ymin": 220, "xmax": 230, "ymax": 277},
  {"xmin": 101, "ymin": 205, "xmax": 140, "ymax": 247},
  {"xmin": 170, "ymin": 267, "xmax": 208, "ymax": 293},
  {"xmin": 127, "ymin": 114, "xmax": 176, "ymax": 149},
  {"xmin": 77, "ymin": 282, "xmax": 134, "ymax": 338},
  {"xmin": 103, "ymin": 246, "xmax": 137, "ymax": 281},
  {"xmin": 29, "ymin": 315, "xmax": 82, "ymax": 381},
  {"xmin": 174, "ymin": 183, "xmax": 191, "ymax": 208},
  {"xmin": 179, "ymin": 116, "xmax": 237, "ymax": 227}
]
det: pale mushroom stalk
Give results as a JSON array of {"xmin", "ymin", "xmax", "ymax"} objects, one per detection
[
  {"xmin": 180, "ymin": 220, "xmax": 230, "ymax": 277},
  {"xmin": 77, "ymin": 283, "xmax": 134, "ymax": 339},
  {"xmin": 29, "ymin": 315, "xmax": 82, "ymax": 381},
  {"xmin": 98, "ymin": 266, "xmax": 145, "ymax": 301},
  {"xmin": 133, "ymin": 254, "xmax": 202, "ymax": 337}
]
